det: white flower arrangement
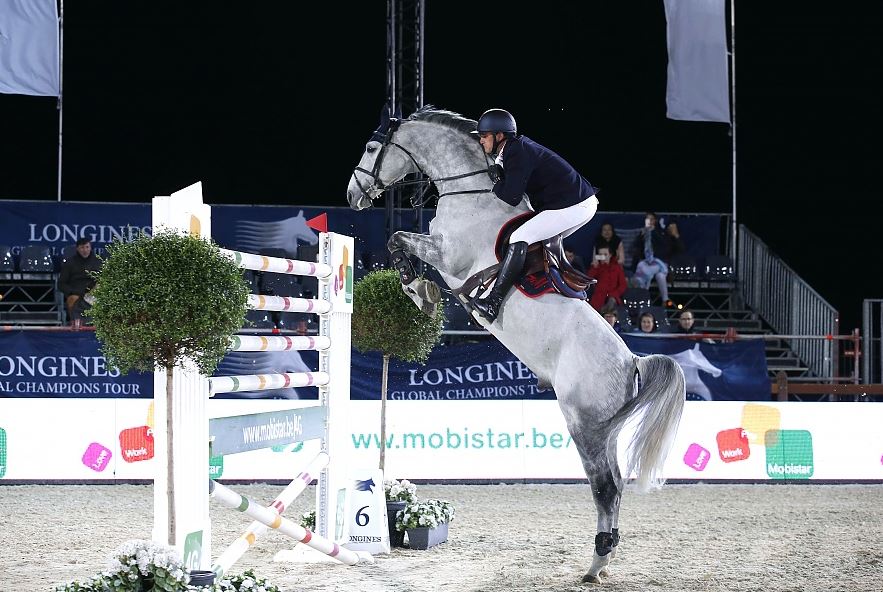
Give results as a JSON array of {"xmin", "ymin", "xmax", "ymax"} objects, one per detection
[
  {"xmin": 395, "ymin": 499, "xmax": 455, "ymax": 531},
  {"xmin": 384, "ymin": 478, "xmax": 417, "ymax": 503},
  {"xmin": 54, "ymin": 539, "xmax": 281, "ymax": 592}
]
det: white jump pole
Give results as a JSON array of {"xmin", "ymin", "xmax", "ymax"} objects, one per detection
[
  {"xmin": 151, "ymin": 183, "xmax": 214, "ymax": 571},
  {"xmin": 212, "ymin": 452, "xmax": 330, "ymax": 578},
  {"xmin": 209, "ymin": 480, "xmax": 372, "ymax": 565}
]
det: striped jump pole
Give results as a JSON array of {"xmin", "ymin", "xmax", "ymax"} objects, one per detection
[
  {"xmin": 211, "ymin": 452, "xmax": 330, "ymax": 578},
  {"xmin": 210, "ymin": 371, "xmax": 329, "ymax": 396},
  {"xmin": 209, "ymin": 480, "xmax": 373, "ymax": 566},
  {"xmin": 228, "ymin": 334, "xmax": 331, "ymax": 352},
  {"xmin": 220, "ymin": 248, "xmax": 333, "ymax": 278},
  {"xmin": 246, "ymin": 294, "xmax": 331, "ymax": 314}
]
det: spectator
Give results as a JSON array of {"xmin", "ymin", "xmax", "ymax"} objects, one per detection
[
  {"xmin": 564, "ymin": 245, "xmax": 586, "ymax": 274},
  {"xmin": 59, "ymin": 237, "xmax": 102, "ymax": 326},
  {"xmin": 674, "ymin": 308, "xmax": 696, "ymax": 334},
  {"xmin": 630, "ymin": 212, "xmax": 675, "ymax": 307},
  {"xmin": 599, "ymin": 305, "xmax": 623, "ymax": 333},
  {"xmin": 587, "ymin": 246, "xmax": 627, "ymax": 311},
  {"xmin": 593, "ymin": 221, "xmax": 626, "ymax": 265},
  {"xmin": 664, "ymin": 219, "xmax": 687, "ymax": 259},
  {"xmin": 636, "ymin": 311, "xmax": 658, "ymax": 334}
]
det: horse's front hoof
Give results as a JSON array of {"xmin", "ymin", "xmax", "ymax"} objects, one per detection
[
  {"xmin": 598, "ymin": 567, "xmax": 610, "ymax": 578},
  {"xmin": 420, "ymin": 280, "xmax": 441, "ymax": 304},
  {"xmin": 420, "ymin": 301, "xmax": 438, "ymax": 317},
  {"xmin": 581, "ymin": 573, "xmax": 602, "ymax": 585}
]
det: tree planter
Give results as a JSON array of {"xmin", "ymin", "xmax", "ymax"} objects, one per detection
[
  {"xmin": 386, "ymin": 501, "xmax": 407, "ymax": 548},
  {"xmin": 406, "ymin": 522, "xmax": 449, "ymax": 550}
]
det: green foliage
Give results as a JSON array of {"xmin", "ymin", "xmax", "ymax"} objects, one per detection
[
  {"xmin": 351, "ymin": 270, "xmax": 444, "ymax": 364},
  {"xmin": 87, "ymin": 231, "xmax": 249, "ymax": 375}
]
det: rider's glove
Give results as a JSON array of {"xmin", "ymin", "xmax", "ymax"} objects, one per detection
[{"xmin": 488, "ymin": 163, "xmax": 504, "ymax": 185}]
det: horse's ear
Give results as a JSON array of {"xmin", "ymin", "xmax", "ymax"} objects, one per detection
[{"xmin": 370, "ymin": 102, "xmax": 392, "ymax": 142}]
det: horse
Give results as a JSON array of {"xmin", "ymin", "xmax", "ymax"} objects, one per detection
[{"xmin": 346, "ymin": 106, "xmax": 686, "ymax": 584}]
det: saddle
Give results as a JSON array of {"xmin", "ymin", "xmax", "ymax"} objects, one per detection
[{"xmin": 452, "ymin": 212, "xmax": 596, "ymax": 310}]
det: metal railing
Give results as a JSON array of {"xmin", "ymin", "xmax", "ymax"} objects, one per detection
[
  {"xmin": 862, "ymin": 299, "xmax": 883, "ymax": 383},
  {"xmin": 736, "ymin": 225, "xmax": 838, "ymax": 379}
]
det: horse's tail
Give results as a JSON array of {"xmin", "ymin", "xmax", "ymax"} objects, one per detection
[{"xmin": 605, "ymin": 354, "xmax": 685, "ymax": 493}]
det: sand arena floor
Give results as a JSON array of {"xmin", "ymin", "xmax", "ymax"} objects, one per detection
[{"xmin": 1, "ymin": 483, "xmax": 881, "ymax": 592}]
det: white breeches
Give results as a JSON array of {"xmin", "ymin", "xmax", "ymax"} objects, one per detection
[{"xmin": 509, "ymin": 195, "xmax": 599, "ymax": 245}]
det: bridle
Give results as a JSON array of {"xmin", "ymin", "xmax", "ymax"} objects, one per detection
[{"xmin": 351, "ymin": 118, "xmax": 491, "ymax": 208}]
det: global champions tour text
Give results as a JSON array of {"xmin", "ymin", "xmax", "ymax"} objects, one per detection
[
  {"xmin": 391, "ymin": 361, "xmax": 550, "ymax": 400},
  {"xmin": 0, "ymin": 356, "xmax": 142, "ymax": 396}
]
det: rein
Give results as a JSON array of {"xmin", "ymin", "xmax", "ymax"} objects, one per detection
[{"xmin": 352, "ymin": 119, "xmax": 491, "ymax": 208}]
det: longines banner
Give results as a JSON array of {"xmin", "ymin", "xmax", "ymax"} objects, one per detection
[
  {"xmin": 0, "ymin": 331, "xmax": 769, "ymax": 402},
  {"xmin": 0, "ymin": 200, "xmax": 722, "ymax": 267},
  {"xmin": 0, "ymin": 332, "xmax": 150, "ymax": 397}
]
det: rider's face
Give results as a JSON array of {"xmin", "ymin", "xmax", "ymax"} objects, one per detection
[{"xmin": 478, "ymin": 132, "xmax": 502, "ymax": 154}]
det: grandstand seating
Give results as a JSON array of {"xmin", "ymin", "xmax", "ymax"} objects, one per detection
[
  {"xmin": 0, "ymin": 244, "xmax": 62, "ymax": 325},
  {"xmin": 18, "ymin": 245, "xmax": 54, "ymax": 277},
  {"xmin": 0, "ymin": 245, "xmax": 14, "ymax": 279}
]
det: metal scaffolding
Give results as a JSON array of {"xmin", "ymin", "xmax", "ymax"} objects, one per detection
[{"xmin": 385, "ymin": 0, "xmax": 425, "ymax": 256}]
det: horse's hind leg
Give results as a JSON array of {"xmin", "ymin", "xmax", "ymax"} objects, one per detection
[{"xmin": 577, "ymin": 439, "xmax": 623, "ymax": 584}]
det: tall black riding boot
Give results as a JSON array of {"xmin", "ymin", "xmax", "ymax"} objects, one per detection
[{"xmin": 473, "ymin": 241, "xmax": 528, "ymax": 323}]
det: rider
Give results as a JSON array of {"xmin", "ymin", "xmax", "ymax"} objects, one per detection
[{"xmin": 471, "ymin": 108, "xmax": 599, "ymax": 323}]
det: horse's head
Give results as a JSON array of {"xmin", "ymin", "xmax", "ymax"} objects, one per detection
[
  {"xmin": 347, "ymin": 117, "xmax": 420, "ymax": 210},
  {"xmin": 347, "ymin": 106, "xmax": 490, "ymax": 211}
]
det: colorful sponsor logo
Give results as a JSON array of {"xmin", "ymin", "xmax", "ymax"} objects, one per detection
[
  {"xmin": 765, "ymin": 429, "xmax": 814, "ymax": 479},
  {"xmin": 683, "ymin": 443, "xmax": 711, "ymax": 471},
  {"xmin": 740, "ymin": 403, "xmax": 781, "ymax": 446},
  {"xmin": 0, "ymin": 427, "xmax": 6, "ymax": 478},
  {"xmin": 183, "ymin": 531, "xmax": 204, "ymax": 572},
  {"xmin": 271, "ymin": 441, "xmax": 304, "ymax": 453},
  {"xmin": 119, "ymin": 426, "xmax": 155, "ymax": 463},
  {"xmin": 716, "ymin": 428, "xmax": 750, "ymax": 463},
  {"xmin": 334, "ymin": 243, "xmax": 353, "ymax": 303},
  {"xmin": 209, "ymin": 455, "xmax": 224, "ymax": 479},
  {"xmin": 82, "ymin": 442, "xmax": 113, "ymax": 472}
]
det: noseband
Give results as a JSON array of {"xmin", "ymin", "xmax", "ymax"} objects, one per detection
[{"xmin": 351, "ymin": 118, "xmax": 491, "ymax": 207}]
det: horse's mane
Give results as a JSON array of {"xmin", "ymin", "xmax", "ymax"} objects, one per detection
[{"xmin": 408, "ymin": 105, "xmax": 477, "ymax": 136}]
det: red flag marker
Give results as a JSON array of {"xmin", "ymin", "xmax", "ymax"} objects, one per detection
[{"xmin": 306, "ymin": 213, "xmax": 328, "ymax": 233}]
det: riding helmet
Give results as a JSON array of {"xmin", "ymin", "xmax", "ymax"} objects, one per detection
[{"xmin": 475, "ymin": 109, "xmax": 517, "ymax": 136}]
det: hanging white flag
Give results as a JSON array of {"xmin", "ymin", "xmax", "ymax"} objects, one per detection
[
  {"xmin": 0, "ymin": 0, "xmax": 60, "ymax": 96},
  {"xmin": 664, "ymin": 0, "xmax": 730, "ymax": 123}
]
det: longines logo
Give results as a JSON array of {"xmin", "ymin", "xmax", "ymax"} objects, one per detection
[
  {"xmin": 28, "ymin": 223, "xmax": 151, "ymax": 244},
  {"xmin": 0, "ymin": 355, "xmax": 119, "ymax": 378}
]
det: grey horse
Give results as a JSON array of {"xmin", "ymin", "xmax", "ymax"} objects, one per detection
[{"xmin": 347, "ymin": 106, "xmax": 685, "ymax": 584}]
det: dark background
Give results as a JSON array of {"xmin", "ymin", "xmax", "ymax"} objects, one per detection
[{"xmin": 0, "ymin": 2, "xmax": 880, "ymax": 331}]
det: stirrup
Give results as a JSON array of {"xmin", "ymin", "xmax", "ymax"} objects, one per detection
[{"xmin": 472, "ymin": 293, "xmax": 502, "ymax": 322}]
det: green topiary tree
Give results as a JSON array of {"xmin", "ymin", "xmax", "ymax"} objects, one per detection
[
  {"xmin": 87, "ymin": 230, "xmax": 249, "ymax": 544},
  {"xmin": 352, "ymin": 269, "xmax": 445, "ymax": 470}
]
